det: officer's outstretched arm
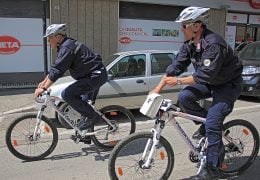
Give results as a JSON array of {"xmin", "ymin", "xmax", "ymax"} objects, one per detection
[{"xmin": 149, "ymin": 75, "xmax": 168, "ymax": 94}]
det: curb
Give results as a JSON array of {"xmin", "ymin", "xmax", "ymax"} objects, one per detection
[{"xmin": 0, "ymin": 105, "xmax": 36, "ymax": 117}]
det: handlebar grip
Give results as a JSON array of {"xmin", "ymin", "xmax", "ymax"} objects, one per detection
[{"xmin": 170, "ymin": 104, "xmax": 181, "ymax": 112}]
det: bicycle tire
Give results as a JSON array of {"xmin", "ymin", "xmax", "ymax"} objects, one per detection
[
  {"xmin": 5, "ymin": 113, "xmax": 58, "ymax": 161},
  {"xmin": 108, "ymin": 132, "xmax": 174, "ymax": 180},
  {"xmin": 91, "ymin": 105, "xmax": 136, "ymax": 150},
  {"xmin": 220, "ymin": 119, "xmax": 259, "ymax": 175}
]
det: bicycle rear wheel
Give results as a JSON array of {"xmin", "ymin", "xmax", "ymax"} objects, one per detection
[
  {"xmin": 5, "ymin": 113, "xmax": 58, "ymax": 161},
  {"xmin": 108, "ymin": 132, "xmax": 174, "ymax": 180},
  {"xmin": 220, "ymin": 119, "xmax": 259, "ymax": 175},
  {"xmin": 91, "ymin": 105, "xmax": 136, "ymax": 150}
]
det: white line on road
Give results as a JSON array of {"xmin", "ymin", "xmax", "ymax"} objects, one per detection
[{"xmin": 233, "ymin": 104, "xmax": 260, "ymax": 111}]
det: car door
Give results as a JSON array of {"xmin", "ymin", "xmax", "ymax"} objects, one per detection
[{"xmin": 97, "ymin": 54, "xmax": 149, "ymax": 109}]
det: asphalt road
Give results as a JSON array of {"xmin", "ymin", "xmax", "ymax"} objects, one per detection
[{"xmin": 0, "ymin": 89, "xmax": 260, "ymax": 180}]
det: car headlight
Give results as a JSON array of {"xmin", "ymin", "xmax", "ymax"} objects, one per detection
[{"xmin": 242, "ymin": 66, "xmax": 260, "ymax": 75}]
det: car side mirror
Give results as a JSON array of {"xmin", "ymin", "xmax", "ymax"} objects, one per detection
[{"xmin": 108, "ymin": 74, "xmax": 114, "ymax": 80}]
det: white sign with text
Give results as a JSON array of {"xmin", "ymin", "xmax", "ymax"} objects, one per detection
[
  {"xmin": 118, "ymin": 19, "xmax": 184, "ymax": 52},
  {"xmin": 0, "ymin": 18, "xmax": 46, "ymax": 73},
  {"xmin": 225, "ymin": 26, "xmax": 236, "ymax": 50}
]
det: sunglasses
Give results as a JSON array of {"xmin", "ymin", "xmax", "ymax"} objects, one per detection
[{"xmin": 182, "ymin": 23, "xmax": 194, "ymax": 29}]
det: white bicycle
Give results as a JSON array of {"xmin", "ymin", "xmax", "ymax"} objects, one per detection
[
  {"xmin": 5, "ymin": 88, "xmax": 136, "ymax": 161},
  {"xmin": 108, "ymin": 93, "xmax": 259, "ymax": 179}
]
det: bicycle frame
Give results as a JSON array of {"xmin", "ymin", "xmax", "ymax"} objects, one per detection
[
  {"xmin": 34, "ymin": 91, "xmax": 116, "ymax": 139},
  {"xmin": 168, "ymin": 110, "xmax": 206, "ymax": 152},
  {"xmin": 141, "ymin": 99, "xmax": 209, "ymax": 173}
]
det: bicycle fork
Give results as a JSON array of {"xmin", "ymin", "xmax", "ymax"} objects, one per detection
[
  {"xmin": 33, "ymin": 104, "xmax": 47, "ymax": 140},
  {"xmin": 141, "ymin": 120, "xmax": 165, "ymax": 169}
]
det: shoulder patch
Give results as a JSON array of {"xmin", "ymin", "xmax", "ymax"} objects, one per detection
[{"xmin": 203, "ymin": 59, "xmax": 211, "ymax": 67}]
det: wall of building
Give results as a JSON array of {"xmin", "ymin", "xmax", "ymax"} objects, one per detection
[
  {"xmin": 49, "ymin": 0, "xmax": 226, "ymax": 60},
  {"xmin": 121, "ymin": 0, "xmax": 260, "ymax": 13},
  {"xmin": 50, "ymin": 0, "xmax": 118, "ymax": 61},
  {"xmin": 0, "ymin": 0, "xmax": 50, "ymax": 88}
]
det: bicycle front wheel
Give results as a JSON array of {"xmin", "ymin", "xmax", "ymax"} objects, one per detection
[
  {"xmin": 91, "ymin": 105, "xmax": 136, "ymax": 150},
  {"xmin": 108, "ymin": 132, "xmax": 174, "ymax": 180},
  {"xmin": 221, "ymin": 119, "xmax": 259, "ymax": 175},
  {"xmin": 5, "ymin": 113, "xmax": 58, "ymax": 161}
]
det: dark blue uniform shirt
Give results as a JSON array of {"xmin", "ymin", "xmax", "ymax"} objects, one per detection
[
  {"xmin": 49, "ymin": 37, "xmax": 104, "ymax": 82},
  {"xmin": 166, "ymin": 28, "xmax": 242, "ymax": 85}
]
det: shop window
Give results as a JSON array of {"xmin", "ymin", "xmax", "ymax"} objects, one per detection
[
  {"xmin": 119, "ymin": 2, "xmax": 184, "ymax": 21},
  {"xmin": 235, "ymin": 26, "xmax": 246, "ymax": 47},
  {"xmin": 256, "ymin": 27, "xmax": 260, "ymax": 41},
  {"xmin": 246, "ymin": 27, "xmax": 256, "ymax": 42}
]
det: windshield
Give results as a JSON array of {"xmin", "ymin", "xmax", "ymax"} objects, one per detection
[
  {"xmin": 103, "ymin": 54, "xmax": 120, "ymax": 66},
  {"xmin": 239, "ymin": 42, "xmax": 260, "ymax": 60}
]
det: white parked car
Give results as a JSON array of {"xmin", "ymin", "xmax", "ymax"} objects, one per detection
[{"xmin": 51, "ymin": 50, "xmax": 194, "ymax": 128}]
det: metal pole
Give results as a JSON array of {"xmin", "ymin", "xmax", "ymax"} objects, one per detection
[{"xmin": 42, "ymin": 0, "xmax": 48, "ymax": 76}]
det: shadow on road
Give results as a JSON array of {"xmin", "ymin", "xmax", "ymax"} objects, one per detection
[
  {"xmin": 238, "ymin": 95, "xmax": 260, "ymax": 103},
  {"xmin": 50, "ymin": 145, "xmax": 110, "ymax": 162},
  {"xmin": 21, "ymin": 145, "xmax": 111, "ymax": 163}
]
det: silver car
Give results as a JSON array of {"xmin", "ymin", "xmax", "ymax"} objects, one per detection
[
  {"xmin": 53, "ymin": 50, "xmax": 194, "ymax": 109},
  {"xmin": 52, "ymin": 50, "xmax": 195, "ymax": 128}
]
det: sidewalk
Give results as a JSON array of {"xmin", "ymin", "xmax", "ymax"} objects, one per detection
[
  {"xmin": 0, "ymin": 88, "xmax": 40, "ymax": 148},
  {"xmin": 0, "ymin": 88, "xmax": 35, "ymax": 114}
]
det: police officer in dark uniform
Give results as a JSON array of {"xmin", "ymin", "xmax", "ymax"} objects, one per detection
[
  {"xmin": 150, "ymin": 7, "xmax": 242, "ymax": 179},
  {"xmin": 35, "ymin": 24, "xmax": 108, "ymax": 143}
]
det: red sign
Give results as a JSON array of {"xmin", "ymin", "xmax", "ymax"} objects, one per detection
[
  {"xmin": 250, "ymin": 0, "xmax": 260, "ymax": 9},
  {"xmin": 233, "ymin": 0, "xmax": 260, "ymax": 9},
  {"xmin": 0, "ymin": 36, "xmax": 21, "ymax": 54},
  {"xmin": 232, "ymin": 16, "xmax": 238, "ymax": 20},
  {"xmin": 119, "ymin": 37, "xmax": 131, "ymax": 44}
]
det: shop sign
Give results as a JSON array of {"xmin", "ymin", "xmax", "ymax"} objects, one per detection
[
  {"xmin": 249, "ymin": 14, "xmax": 260, "ymax": 24},
  {"xmin": 0, "ymin": 17, "xmax": 47, "ymax": 73},
  {"xmin": 226, "ymin": 13, "xmax": 248, "ymax": 23},
  {"xmin": 225, "ymin": 26, "xmax": 236, "ymax": 50},
  {"xmin": 118, "ymin": 19, "xmax": 183, "ymax": 52},
  {"xmin": 249, "ymin": 0, "xmax": 260, "ymax": 9},
  {"xmin": 119, "ymin": 37, "xmax": 132, "ymax": 44},
  {"xmin": 0, "ymin": 36, "xmax": 21, "ymax": 54},
  {"xmin": 232, "ymin": 0, "xmax": 260, "ymax": 9}
]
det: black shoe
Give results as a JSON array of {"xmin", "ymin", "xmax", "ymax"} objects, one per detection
[
  {"xmin": 77, "ymin": 114, "xmax": 100, "ymax": 131},
  {"xmin": 192, "ymin": 124, "xmax": 206, "ymax": 140},
  {"xmin": 189, "ymin": 166, "xmax": 221, "ymax": 180},
  {"xmin": 70, "ymin": 134, "xmax": 92, "ymax": 144}
]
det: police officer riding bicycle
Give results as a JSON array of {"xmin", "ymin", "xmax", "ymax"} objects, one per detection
[
  {"xmin": 35, "ymin": 24, "xmax": 108, "ymax": 144},
  {"xmin": 151, "ymin": 7, "xmax": 242, "ymax": 180}
]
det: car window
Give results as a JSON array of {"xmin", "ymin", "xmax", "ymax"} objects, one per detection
[
  {"xmin": 109, "ymin": 54, "xmax": 146, "ymax": 78},
  {"xmin": 151, "ymin": 53, "xmax": 175, "ymax": 75},
  {"xmin": 239, "ymin": 43, "xmax": 260, "ymax": 60},
  {"xmin": 104, "ymin": 54, "xmax": 120, "ymax": 66}
]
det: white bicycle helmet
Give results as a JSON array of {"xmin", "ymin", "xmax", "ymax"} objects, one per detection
[
  {"xmin": 175, "ymin": 7, "xmax": 210, "ymax": 25},
  {"xmin": 44, "ymin": 24, "xmax": 67, "ymax": 38}
]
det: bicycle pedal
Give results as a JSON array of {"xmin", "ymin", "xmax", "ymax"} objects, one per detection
[
  {"xmin": 70, "ymin": 135, "xmax": 81, "ymax": 144},
  {"xmin": 70, "ymin": 135, "xmax": 91, "ymax": 144},
  {"xmin": 195, "ymin": 162, "xmax": 201, "ymax": 168},
  {"xmin": 83, "ymin": 138, "xmax": 91, "ymax": 144}
]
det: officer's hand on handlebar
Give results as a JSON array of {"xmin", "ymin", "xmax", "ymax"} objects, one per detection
[{"xmin": 34, "ymin": 87, "xmax": 45, "ymax": 97}]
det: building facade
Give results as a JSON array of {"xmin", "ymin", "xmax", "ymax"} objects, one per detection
[{"xmin": 0, "ymin": 0, "xmax": 260, "ymax": 88}]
